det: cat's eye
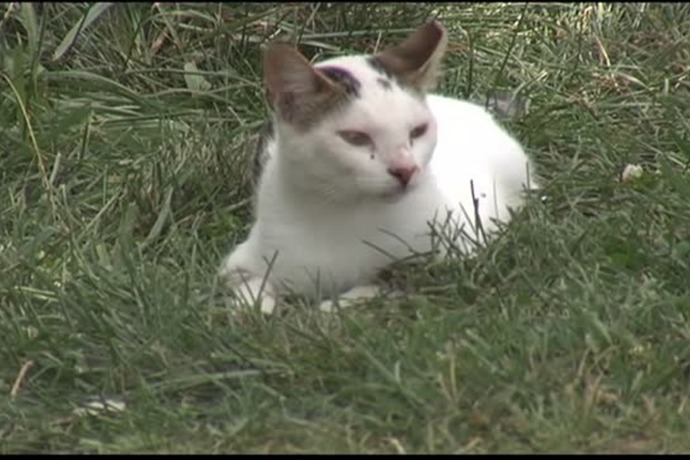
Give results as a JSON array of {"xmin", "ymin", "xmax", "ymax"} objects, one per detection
[
  {"xmin": 409, "ymin": 123, "xmax": 428, "ymax": 142},
  {"xmin": 338, "ymin": 130, "xmax": 372, "ymax": 147}
]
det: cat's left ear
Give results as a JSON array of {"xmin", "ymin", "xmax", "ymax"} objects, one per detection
[
  {"xmin": 372, "ymin": 20, "xmax": 448, "ymax": 91},
  {"xmin": 263, "ymin": 43, "xmax": 344, "ymax": 128}
]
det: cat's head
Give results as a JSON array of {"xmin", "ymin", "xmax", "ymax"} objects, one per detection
[{"xmin": 264, "ymin": 21, "xmax": 448, "ymax": 201}]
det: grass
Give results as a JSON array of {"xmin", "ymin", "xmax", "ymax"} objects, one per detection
[{"xmin": 2, "ymin": 1, "xmax": 690, "ymax": 453}]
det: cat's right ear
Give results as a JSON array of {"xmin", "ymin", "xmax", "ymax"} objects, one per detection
[
  {"xmin": 373, "ymin": 20, "xmax": 448, "ymax": 92},
  {"xmin": 264, "ymin": 44, "xmax": 342, "ymax": 127}
]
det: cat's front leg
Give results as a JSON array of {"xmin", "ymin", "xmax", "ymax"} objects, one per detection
[
  {"xmin": 218, "ymin": 245, "xmax": 277, "ymax": 315},
  {"xmin": 318, "ymin": 284, "xmax": 402, "ymax": 312}
]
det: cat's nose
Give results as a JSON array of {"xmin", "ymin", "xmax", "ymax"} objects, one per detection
[{"xmin": 387, "ymin": 165, "xmax": 418, "ymax": 187}]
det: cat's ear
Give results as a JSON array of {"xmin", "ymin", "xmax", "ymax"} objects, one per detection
[
  {"xmin": 372, "ymin": 20, "xmax": 448, "ymax": 91},
  {"xmin": 264, "ymin": 43, "xmax": 343, "ymax": 127}
]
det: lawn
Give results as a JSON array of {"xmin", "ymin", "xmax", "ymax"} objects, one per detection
[{"xmin": 2, "ymin": 2, "xmax": 690, "ymax": 453}]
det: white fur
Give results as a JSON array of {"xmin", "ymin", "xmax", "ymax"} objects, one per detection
[{"xmin": 219, "ymin": 55, "xmax": 537, "ymax": 313}]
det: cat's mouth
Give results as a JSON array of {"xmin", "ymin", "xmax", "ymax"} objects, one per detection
[{"xmin": 381, "ymin": 180, "xmax": 418, "ymax": 201}]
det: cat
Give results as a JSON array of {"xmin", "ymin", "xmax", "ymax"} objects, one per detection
[{"xmin": 218, "ymin": 20, "xmax": 538, "ymax": 314}]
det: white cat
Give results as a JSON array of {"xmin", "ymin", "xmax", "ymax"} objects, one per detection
[{"xmin": 218, "ymin": 21, "xmax": 538, "ymax": 314}]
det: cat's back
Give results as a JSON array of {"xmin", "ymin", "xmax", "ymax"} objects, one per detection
[
  {"xmin": 425, "ymin": 93, "xmax": 535, "ymax": 222},
  {"xmin": 427, "ymin": 93, "xmax": 492, "ymax": 122},
  {"xmin": 426, "ymin": 94, "xmax": 522, "ymax": 162}
]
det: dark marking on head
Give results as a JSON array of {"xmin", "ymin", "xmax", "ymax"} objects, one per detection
[
  {"xmin": 274, "ymin": 89, "xmax": 349, "ymax": 132},
  {"xmin": 367, "ymin": 56, "xmax": 394, "ymax": 79},
  {"xmin": 317, "ymin": 66, "xmax": 361, "ymax": 97},
  {"xmin": 264, "ymin": 44, "xmax": 354, "ymax": 131},
  {"xmin": 368, "ymin": 56, "xmax": 421, "ymax": 97},
  {"xmin": 377, "ymin": 78, "xmax": 392, "ymax": 90},
  {"xmin": 272, "ymin": 66, "xmax": 359, "ymax": 131}
]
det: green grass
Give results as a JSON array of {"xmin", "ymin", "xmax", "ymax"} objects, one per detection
[{"xmin": 2, "ymin": 1, "xmax": 690, "ymax": 453}]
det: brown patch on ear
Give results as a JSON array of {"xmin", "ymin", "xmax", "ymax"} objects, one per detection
[
  {"xmin": 264, "ymin": 43, "xmax": 348, "ymax": 129},
  {"xmin": 373, "ymin": 20, "xmax": 448, "ymax": 91}
]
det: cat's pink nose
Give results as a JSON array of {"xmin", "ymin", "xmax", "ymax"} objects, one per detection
[{"xmin": 387, "ymin": 165, "xmax": 418, "ymax": 187}]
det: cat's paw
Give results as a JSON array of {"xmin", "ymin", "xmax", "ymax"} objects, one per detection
[
  {"xmin": 218, "ymin": 271, "xmax": 277, "ymax": 315},
  {"xmin": 230, "ymin": 290, "xmax": 276, "ymax": 315},
  {"xmin": 318, "ymin": 285, "xmax": 402, "ymax": 312},
  {"xmin": 317, "ymin": 298, "xmax": 343, "ymax": 313}
]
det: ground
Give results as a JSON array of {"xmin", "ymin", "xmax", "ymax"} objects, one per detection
[{"xmin": 1, "ymin": 2, "xmax": 690, "ymax": 454}]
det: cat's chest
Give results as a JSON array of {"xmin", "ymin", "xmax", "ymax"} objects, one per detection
[
  {"xmin": 268, "ymin": 201, "xmax": 416, "ymax": 259},
  {"xmin": 256, "ymin": 192, "xmax": 434, "ymax": 293}
]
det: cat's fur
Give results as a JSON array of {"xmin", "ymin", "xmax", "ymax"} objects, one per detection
[{"xmin": 218, "ymin": 21, "xmax": 538, "ymax": 313}]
